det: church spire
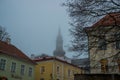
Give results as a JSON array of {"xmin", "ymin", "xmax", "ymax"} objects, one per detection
[
  {"xmin": 58, "ymin": 27, "xmax": 61, "ymax": 36},
  {"xmin": 53, "ymin": 28, "xmax": 65, "ymax": 57}
]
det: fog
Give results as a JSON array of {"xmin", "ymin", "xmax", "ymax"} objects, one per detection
[{"xmin": 0, "ymin": 0, "xmax": 75, "ymax": 58}]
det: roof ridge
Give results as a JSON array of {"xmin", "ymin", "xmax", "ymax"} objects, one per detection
[{"xmin": 0, "ymin": 40, "xmax": 36, "ymax": 65}]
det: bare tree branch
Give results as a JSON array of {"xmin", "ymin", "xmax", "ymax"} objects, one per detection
[{"xmin": 0, "ymin": 26, "xmax": 10, "ymax": 41}]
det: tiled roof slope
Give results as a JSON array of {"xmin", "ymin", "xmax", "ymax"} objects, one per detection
[
  {"xmin": 0, "ymin": 41, "xmax": 36, "ymax": 64},
  {"xmin": 71, "ymin": 58, "xmax": 89, "ymax": 66},
  {"xmin": 33, "ymin": 57, "xmax": 81, "ymax": 69},
  {"xmin": 92, "ymin": 12, "xmax": 120, "ymax": 27}
]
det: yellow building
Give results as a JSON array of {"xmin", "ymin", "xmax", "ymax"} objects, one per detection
[{"xmin": 33, "ymin": 57, "xmax": 83, "ymax": 80}]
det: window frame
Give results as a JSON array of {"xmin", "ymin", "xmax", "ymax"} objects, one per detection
[
  {"xmin": 56, "ymin": 65, "xmax": 60, "ymax": 74},
  {"xmin": 28, "ymin": 67, "xmax": 32, "ymax": 77},
  {"xmin": 11, "ymin": 62, "xmax": 16, "ymax": 73},
  {"xmin": 0, "ymin": 59, "xmax": 6, "ymax": 70},
  {"xmin": 20, "ymin": 65, "xmax": 25, "ymax": 75}
]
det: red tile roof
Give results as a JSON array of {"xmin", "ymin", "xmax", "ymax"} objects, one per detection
[
  {"xmin": 92, "ymin": 13, "xmax": 120, "ymax": 27},
  {"xmin": 33, "ymin": 57, "xmax": 81, "ymax": 69},
  {"xmin": 0, "ymin": 41, "xmax": 36, "ymax": 64}
]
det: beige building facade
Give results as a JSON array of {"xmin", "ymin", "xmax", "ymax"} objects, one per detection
[{"xmin": 85, "ymin": 13, "xmax": 120, "ymax": 74}]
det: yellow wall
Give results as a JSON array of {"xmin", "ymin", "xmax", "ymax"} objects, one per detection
[
  {"xmin": 35, "ymin": 60, "xmax": 53, "ymax": 80},
  {"xmin": 35, "ymin": 59, "xmax": 82, "ymax": 80}
]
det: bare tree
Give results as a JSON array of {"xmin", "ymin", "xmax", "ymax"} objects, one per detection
[
  {"xmin": 0, "ymin": 26, "xmax": 10, "ymax": 41},
  {"xmin": 64, "ymin": 0, "xmax": 120, "ymax": 55},
  {"xmin": 64, "ymin": 0, "xmax": 120, "ymax": 73}
]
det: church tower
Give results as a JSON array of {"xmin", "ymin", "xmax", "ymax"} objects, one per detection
[{"xmin": 53, "ymin": 28, "xmax": 65, "ymax": 57}]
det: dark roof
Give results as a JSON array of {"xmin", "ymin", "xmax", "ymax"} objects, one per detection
[
  {"xmin": 93, "ymin": 13, "xmax": 120, "ymax": 27},
  {"xmin": 34, "ymin": 53, "xmax": 51, "ymax": 59},
  {"xmin": 0, "ymin": 41, "xmax": 36, "ymax": 65},
  {"xmin": 85, "ymin": 12, "xmax": 120, "ymax": 31},
  {"xmin": 33, "ymin": 57, "xmax": 81, "ymax": 69}
]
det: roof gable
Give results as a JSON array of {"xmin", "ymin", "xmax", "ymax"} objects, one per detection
[
  {"xmin": 0, "ymin": 41, "xmax": 35, "ymax": 64},
  {"xmin": 33, "ymin": 57, "xmax": 81, "ymax": 69}
]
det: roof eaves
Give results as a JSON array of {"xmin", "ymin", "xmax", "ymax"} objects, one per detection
[{"xmin": 0, "ymin": 50, "xmax": 36, "ymax": 65}]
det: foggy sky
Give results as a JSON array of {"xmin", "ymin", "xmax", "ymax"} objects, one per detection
[{"xmin": 0, "ymin": 0, "xmax": 75, "ymax": 58}]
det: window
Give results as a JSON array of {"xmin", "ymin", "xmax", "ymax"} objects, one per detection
[
  {"xmin": 11, "ymin": 62, "xmax": 16, "ymax": 73},
  {"xmin": 68, "ymin": 69, "xmax": 70, "ymax": 77},
  {"xmin": 40, "ymin": 66, "xmax": 45, "ymax": 74},
  {"xmin": 98, "ymin": 36, "xmax": 107, "ymax": 50},
  {"xmin": 100, "ymin": 59, "xmax": 108, "ymax": 73},
  {"xmin": 21, "ymin": 65, "xmax": 25, "ymax": 75},
  {"xmin": 115, "ymin": 33, "xmax": 120, "ymax": 49},
  {"xmin": 56, "ymin": 66, "xmax": 60, "ymax": 74},
  {"xmin": 0, "ymin": 59, "xmax": 6, "ymax": 70},
  {"xmin": 28, "ymin": 67, "xmax": 32, "ymax": 76}
]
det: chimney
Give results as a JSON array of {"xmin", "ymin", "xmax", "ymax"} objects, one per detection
[{"xmin": 5, "ymin": 37, "xmax": 11, "ymax": 44}]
